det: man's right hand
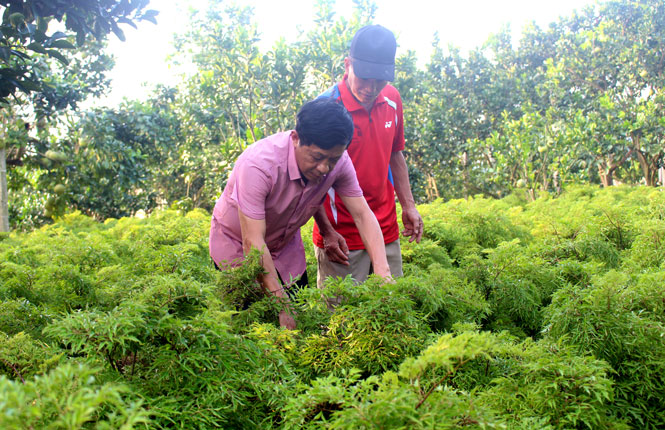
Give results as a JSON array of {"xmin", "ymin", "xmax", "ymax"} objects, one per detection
[
  {"xmin": 279, "ymin": 310, "xmax": 297, "ymax": 330},
  {"xmin": 323, "ymin": 230, "xmax": 350, "ymax": 265}
]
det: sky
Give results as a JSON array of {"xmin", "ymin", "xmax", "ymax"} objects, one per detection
[{"xmin": 95, "ymin": 0, "xmax": 598, "ymax": 107}]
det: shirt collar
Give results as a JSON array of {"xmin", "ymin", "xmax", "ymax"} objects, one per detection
[
  {"xmin": 340, "ymin": 74, "xmax": 387, "ymax": 112},
  {"xmin": 287, "ymin": 132, "xmax": 305, "ymax": 183}
]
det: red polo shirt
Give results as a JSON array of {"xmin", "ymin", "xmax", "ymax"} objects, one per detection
[{"xmin": 313, "ymin": 77, "xmax": 405, "ymax": 250}]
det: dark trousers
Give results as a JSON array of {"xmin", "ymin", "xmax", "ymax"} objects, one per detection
[{"xmin": 278, "ymin": 270, "xmax": 309, "ymax": 301}]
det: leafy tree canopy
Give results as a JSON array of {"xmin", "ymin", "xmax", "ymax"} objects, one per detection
[{"xmin": 0, "ymin": 0, "xmax": 158, "ymax": 102}]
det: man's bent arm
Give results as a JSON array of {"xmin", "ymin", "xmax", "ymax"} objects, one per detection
[
  {"xmin": 339, "ymin": 195, "xmax": 391, "ymax": 278},
  {"xmin": 238, "ymin": 209, "xmax": 296, "ymax": 329},
  {"xmin": 390, "ymin": 150, "xmax": 423, "ymax": 243}
]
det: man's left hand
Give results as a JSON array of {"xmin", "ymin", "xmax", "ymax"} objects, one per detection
[
  {"xmin": 322, "ymin": 230, "xmax": 350, "ymax": 265},
  {"xmin": 401, "ymin": 207, "xmax": 423, "ymax": 243}
]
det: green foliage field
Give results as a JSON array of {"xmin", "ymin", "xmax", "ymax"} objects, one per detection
[{"xmin": 1, "ymin": 185, "xmax": 664, "ymax": 428}]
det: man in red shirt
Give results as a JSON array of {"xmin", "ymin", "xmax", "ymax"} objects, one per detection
[{"xmin": 313, "ymin": 25, "xmax": 423, "ymax": 288}]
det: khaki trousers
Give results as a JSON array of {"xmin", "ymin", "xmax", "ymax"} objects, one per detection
[{"xmin": 315, "ymin": 240, "xmax": 403, "ymax": 289}]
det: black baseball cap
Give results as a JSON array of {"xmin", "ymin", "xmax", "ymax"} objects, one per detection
[{"xmin": 349, "ymin": 24, "xmax": 396, "ymax": 81}]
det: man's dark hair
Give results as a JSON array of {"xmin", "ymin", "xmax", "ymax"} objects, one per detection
[{"xmin": 295, "ymin": 98, "xmax": 354, "ymax": 149}]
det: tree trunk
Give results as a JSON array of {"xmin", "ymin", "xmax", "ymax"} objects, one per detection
[
  {"xmin": 552, "ymin": 170, "xmax": 561, "ymax": 195},
  {"xmin": 598, "ymin": 165, "xmax": 614, "ymax": 187},
  {"xmin": 461, "ymin": 151, "xmax": 469, "ymax": 200},
  {"xmin": 648, "ymin": 152, "xmax": 663, "ymax": 186},
  {"xmin": 632, "ymin": 134, "xmax": 655, "ymax": 186},
  {"xmin": 598, "ymin": 148, "xmax": 633, "ymax": 188},
  {"xmin": 0, "ymin": 147, "xmax": 9, "ymax": 232},
  {"xmin": 426, "ymin": 174, "xmax": 439, "ymax": 201},
  {"xmin": 635, "ymin": 149, "xmax": 654, "ymax": 186},
  {"xmin": 635, "ymin": 150, "xmax": 655, "ymax": 187}
]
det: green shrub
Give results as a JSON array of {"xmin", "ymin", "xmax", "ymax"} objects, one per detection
[
  {"xmin": 477, "ymin": 340, "xmax": 624, "ymax": 429},
  {"xmin": 298, "ymin": 276, "xmax": 430, "ymax": 376},
  {"xmin": 461, "ymin": 239, "xmax": 564, "ymax": 337},
  {"xmin": 401, "ymin": 237, "xmax": 453, "ymax": 271},
  {"xmin": 42, "ymin": 256, "xmax": 299, "ymax": 428},
  {"xmin": 418, "ymin": 196, "xmax": 528, "ymax": 263},
  {"xmin": 286, "ymin": 328, "xmax": 619, "ymax": 430},
  {"xmin": 398, "ymin": 265, "xmax": 490, "ymax": 332},
  {"xmin": 282, "ymin": 368, "xmax": 502, "ymax": 430},
  {"xmin": 399, "ymin": 328, "xmax": 621, "ymax": 429},
  {"xmin": 0, "ymin": 299, "xmax": 52, "ymax": 338},
  {"xmin": 544, "ymin": 271, "xmax": 665, "ymax": 428},
  {"xmin": 0, "ymin": 332, "xmax": 62, "ymax": 380},
  {"xmin": 622, "ymin": 219, "xmax": 665, "ymax": 271},
  {"xmin": 0, "ymin": 364, "xmax": 149, "ymax": 429},
  {"xmin": 536, "ymin": 236, "xmax": 621, "ymax": 269}
]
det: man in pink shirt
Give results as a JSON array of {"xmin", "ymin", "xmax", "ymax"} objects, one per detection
[{"xmin": 209, "ymin": 99, "xmax": 390, "ymax": 329}]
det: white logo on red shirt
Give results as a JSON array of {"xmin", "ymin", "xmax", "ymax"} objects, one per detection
[{"xmin": 385, "ymin": 121, "xmax": 392, "ymax": 128}]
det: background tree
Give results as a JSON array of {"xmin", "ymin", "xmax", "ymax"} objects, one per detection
[
  {"xmin": 420, "ymin": 0, "xmax": 665, "ymax": 201},
  {"xmin": 0, "ymin": 0, "xmax": 157, "ymax": 231},
  {"xmin": 546, "ymin": 0, "xmax": 665, "ymax": 185},
  {"xmin": 7, "ymin": 0, "xmax": 665, "ymax": 229},
  {"xmin": 0, "ymin": 0, "xmax": 157, "ymax": 101}
]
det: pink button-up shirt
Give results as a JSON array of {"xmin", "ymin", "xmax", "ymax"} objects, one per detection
[{"xmin": 209, "ymin": 131, "xmax": 363, "ymax": 283}]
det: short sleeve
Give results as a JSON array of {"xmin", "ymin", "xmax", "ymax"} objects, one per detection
[
  {"xmin": 331, "ymin": 152, "xmax": 363, "ymax": 197},
  {"xmin": 233, "ymin": 157, "xmax": 272, "ymax": 219}
]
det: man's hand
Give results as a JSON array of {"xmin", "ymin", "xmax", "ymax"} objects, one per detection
[
  {"xmin": 322, "ymin": 230, "xmax": 350, "ymax": 265},
  {"xmin": 279, "ymin": 310, "xmax": 297, "ymax": 330},
  {"xmin": 315, "ymin": 205, "xmax": 350, "ymax": 265},
  {"xmin": 401, "ymin": 207, "xmax": 423, "ymax": 243}
]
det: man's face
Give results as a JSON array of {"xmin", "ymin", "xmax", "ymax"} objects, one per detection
[
  {"xmin": 292, "ymin": 132, "xmax": 347, "ymax": 183},
  {"xmin": 345, "ymin": 57, "xmax": 388, "ymax": 106}
]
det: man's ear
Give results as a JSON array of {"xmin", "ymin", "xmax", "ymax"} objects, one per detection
[
  {"xmin": 290, "ymin": 130, "xmax": 299, "ymax": 147},
  {"xmin": 344, "ymin": 57, "xmax": 351, "ymax": 73}
]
